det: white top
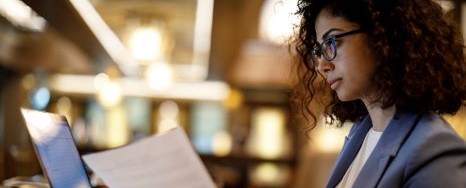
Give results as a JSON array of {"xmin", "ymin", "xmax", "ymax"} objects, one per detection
[{"xmin": 336, "ymin": 128, "xmax": 383, "ymax": 188}]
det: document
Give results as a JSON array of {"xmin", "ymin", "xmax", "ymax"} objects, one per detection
[{"xmin": 82, "ymin": 127, "xmax": 216, "ymax": 188}]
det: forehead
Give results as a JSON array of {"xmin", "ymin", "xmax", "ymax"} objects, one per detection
[{"xmin": 315, "ymin": 9, "xmax": 359, "ymax": 39}]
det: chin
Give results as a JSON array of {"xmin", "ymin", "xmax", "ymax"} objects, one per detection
[{"xmin": 335, "ymin": 91, "xmax": 358, "ymax": 102}]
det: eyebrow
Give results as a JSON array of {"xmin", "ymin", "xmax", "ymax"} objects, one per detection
[{"xmin": 320, "ymin": 28, "xmax": 343, "ymax": 41}]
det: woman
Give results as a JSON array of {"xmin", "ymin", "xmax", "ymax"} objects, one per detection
[{"xmin": 292, "ymin": 0, "xmax": 466, "ymax": 187}]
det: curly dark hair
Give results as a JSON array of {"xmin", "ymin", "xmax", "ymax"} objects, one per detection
[{"xmin": 291, "ymin": 0, "xmax": 466, "ymax": 129}]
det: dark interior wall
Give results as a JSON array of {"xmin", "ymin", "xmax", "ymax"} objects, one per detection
[
  {"xmin": 1, "ymin": 70, "xmax": 41, "ymax": 180},
  {"xmin": 0, "ymin": 67, "xmax": 7, "ymax": 180}
]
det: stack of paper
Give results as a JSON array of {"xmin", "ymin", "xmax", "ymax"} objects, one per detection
[{"xmin": 82, "ymin": 127, "xmax": 216, "ymax": 188}]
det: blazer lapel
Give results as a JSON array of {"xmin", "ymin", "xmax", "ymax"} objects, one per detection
[
  {"xmin": 326, "ymin": 116, "xmax": 372, "ymax": 188},
  {"xmin": 352, "ymin": 111, "xmax": 422, "ymax": 188}
]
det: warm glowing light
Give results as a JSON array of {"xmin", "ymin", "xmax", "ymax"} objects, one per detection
[
  {"xmin": 0, "ymin": 0, "xmax": 46, "ymax": 31},
  {"xmin": 259, "ymin": 0, "xmax": 300, "ymax": 44},
  {"xmin": 251, "ymin": 163, "xmax": 280, "ymax": 183},
  {"xmin": 250, "ymin": 163, "xmax": 290, "ymax": 186},
  {"xmin": 93, "ymin": 73, "xmax": 122, "ymax": 108},
  {"xmin": 246, "ymin": 108, "xmax": 290, "ymax": 159},
  {"xmin": 157, "ymin": 101, "xmax": 179, "ymax": 133},
  {"xmin": 56, "ymin": 96, "xmax": 73, "ymax": 124},
  {"xmin": 129, "ymin": 27, "xmax": 164, "ymax": 61},
  {"xmin": 159, "ymin": 100, "xmax": 179, "ymax": 119},
  {"xmin": 192, "ymin": 0, "xmax": 214, "ymax": 79},
  {"xmin": 444, "ymin": 108, "xmax": 466, "ymax": 139},
  {"xmin": 435, "ymin": 0, "xmax": 455, "ymax": 11},
  {"xmin": 93, "ymin": 73, "xmax": 110, "ymax": 90},
  {"xmin": 96, "ymin": 81, "xmax": 122, "ymax": 108},
  {"xmin": 56, "ymin": 97, "xmax": 72, "ymax": 113},
  {"xmin": 106, "ymin": 105, "xmax": 129, "ymax": 148},
  {"xmin": 145, "ymin": 63, "xmax": 174, "ymax": 91},
  {"xmin": 312, "ymin": 121, "xmax": 351, "ymax": 153},
  {"xmin": 223, "ymin": 89, "xmax": 243, "ymax": 109},
  {"xmin": 51, "ymin": 74, "xmax": 230, "ymax": 101},
  {"xmin": 212, "ymin": 131, "xmax": 232, "ymax": 156}
]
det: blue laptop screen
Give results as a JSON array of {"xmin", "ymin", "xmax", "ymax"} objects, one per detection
[{"xmin": 21, "ymin": 108, "xmax": 92, "ymax": 188}]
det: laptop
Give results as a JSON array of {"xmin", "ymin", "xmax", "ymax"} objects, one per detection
[{"xmin": 20, "ymin": 108, "xmax": 93, "ymax": 188}]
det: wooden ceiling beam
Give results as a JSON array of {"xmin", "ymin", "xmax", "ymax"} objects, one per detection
[{"xmin": 20, "ymin": 0, "xmax": 111, "ymax": 71}]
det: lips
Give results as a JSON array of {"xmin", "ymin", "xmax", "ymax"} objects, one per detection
[{"xmin": 328, "ymin": 78, "xmax": 342, "ymax": 90}]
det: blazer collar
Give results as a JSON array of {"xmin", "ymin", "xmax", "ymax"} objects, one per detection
[
  {"xmin": 352, "ymin": 111, "xmax": 421, "ymax": 187},
  {"xmin": 326, "ymin": 116, "xmax": 372, "ymax": 188},
  {"xmin": 326, "ymin": 111, "xmax": 422, "ymax": 188}
]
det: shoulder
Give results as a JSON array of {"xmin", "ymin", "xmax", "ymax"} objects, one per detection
[
  {"xmin": 408, "ymin": 113, "xmax": 465, "ymax": 152},
  {"xmin": 402, "ymin": 112, "xmax": 466, "ymax": 187}
]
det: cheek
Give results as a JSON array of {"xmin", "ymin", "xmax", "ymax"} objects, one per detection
[
  {"xmin": 341, "ymin": 56, "xmax": 375, "ymax": 91},
  {"xmin": 350, "ymin": 72, "xmax": 372, "ymax": 90},
  {"xmin": 345, "ymin": 45, "xmax": 376, "ymax": 77},
  {"xmin": 351, "ymin": 62, "xmax": 375, "ymax": 94}
]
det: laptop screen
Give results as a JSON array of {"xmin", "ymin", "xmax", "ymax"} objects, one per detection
[{"xmin": 21, "ymin": 108, "xmax": 92, "ymax": 188}]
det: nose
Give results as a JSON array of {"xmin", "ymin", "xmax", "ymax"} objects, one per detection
[{"xmin": 316, "ymin": 58, "xmax": 334, "ymax": 75}]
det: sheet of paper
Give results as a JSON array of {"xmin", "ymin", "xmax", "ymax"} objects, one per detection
[{"xmin": 82, "ymin": 127, "xmax": 216, "ymax": 188}]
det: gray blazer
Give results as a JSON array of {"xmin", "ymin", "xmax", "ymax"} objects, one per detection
[{"xmin": 326, "ymin": 111, "xmax": 466, "ymax": 188}]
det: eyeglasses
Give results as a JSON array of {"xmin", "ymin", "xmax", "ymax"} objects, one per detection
[{"xmin": 311, "ymin": 29, "xmax": 364, "ymax": 67}]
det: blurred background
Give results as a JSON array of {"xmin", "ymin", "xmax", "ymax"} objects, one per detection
[{"xmin": 0, "ymin": 0, "xmax": 465, "ymax": 187}]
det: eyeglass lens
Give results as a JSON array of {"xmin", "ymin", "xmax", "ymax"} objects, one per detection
[
  {"xmin": 322, "ymin": 39, "xmax": 336, "ymax": 60},
  {"xmin": 310, "ymin": 29, "xmax": 364, "ymax": 67},
  {"xmin": 312, "ymin": 39, "xmax": 337, "ymax": 67}
]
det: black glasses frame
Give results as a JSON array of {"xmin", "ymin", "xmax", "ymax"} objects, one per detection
[{"xmin": 312, "ymin": 29, "xmax": 364, "ymax": 66}]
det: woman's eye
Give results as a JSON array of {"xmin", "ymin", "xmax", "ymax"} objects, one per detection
[{"xmin": 332, "ymin": 39, "xmax": 342, "ymax": 47}]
